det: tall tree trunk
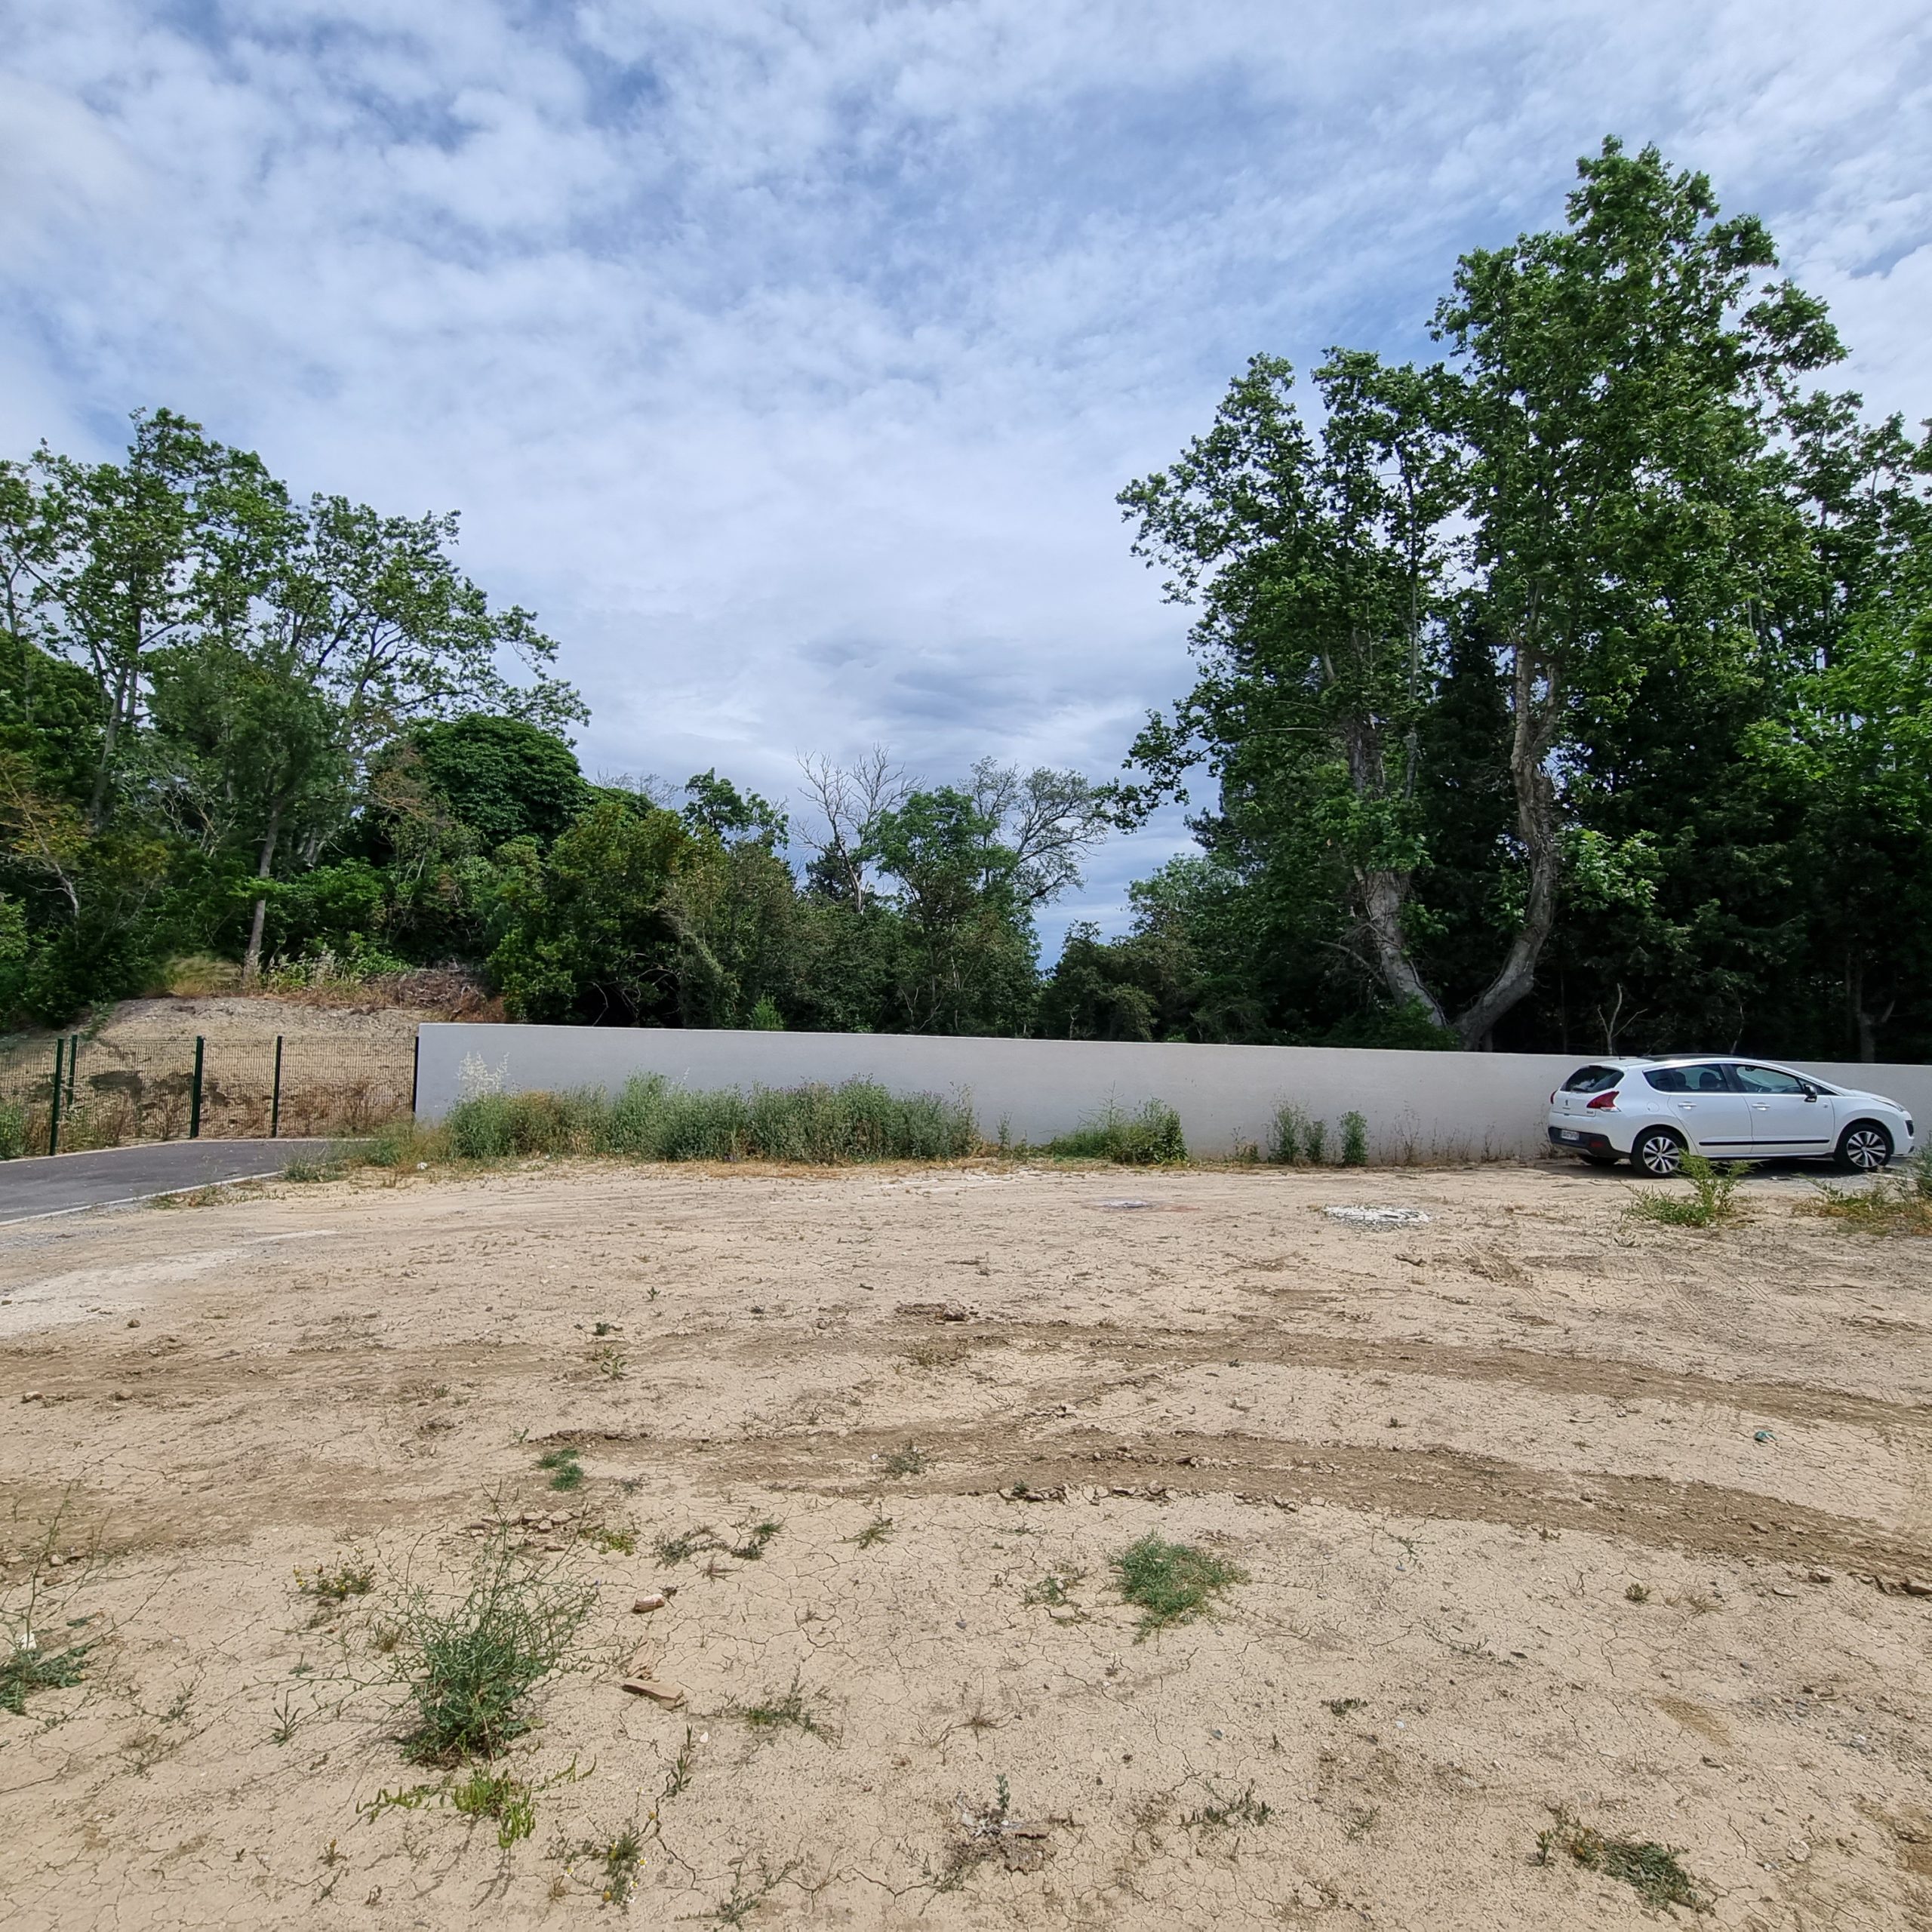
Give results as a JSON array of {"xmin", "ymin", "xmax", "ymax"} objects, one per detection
[
  {"xmin": 1452, "ymin": 651, "xmax": 1561, "ymax": 1050},
  {"xmin": 86, "ymin": 667, "xmax": 133, "ymax": 829},
  {"xmin": 242, "ymin": 804, "xmax": 282, "ymax": 983},
  {"xmin": 1355, "ymin": 868, "xmax": 1448, "ymax": 1029}
]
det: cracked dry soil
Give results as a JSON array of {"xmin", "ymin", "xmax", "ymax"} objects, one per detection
[{"xmin": 2, "ymin": 1158, "xmax": 1930, "ymax": 1930}]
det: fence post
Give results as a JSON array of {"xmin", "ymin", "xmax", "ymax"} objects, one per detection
[
  {"xmin": 48, "ymin": 1036, "xmax": 64, "ymax": 1156},
  {"xmin": 270, "ymin": 1035, "xmax": 283, "ymax": 1140},
  {"xmin": 66, "ymin": 1033, "xmax": 78, "ymax": 1107},
  {"xmin": 189, "ymin": 1035, "xmax": 205, "ymax": 1140}
]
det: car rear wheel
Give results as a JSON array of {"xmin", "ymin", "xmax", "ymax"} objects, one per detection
[
  {"xmin": 1631, "ymin": 1128, "xmax": 1687, "ymax": 1177},
  {"xmin": 1836, "ymin": 1121, "xmax": 1893, "ymax": 1172}
]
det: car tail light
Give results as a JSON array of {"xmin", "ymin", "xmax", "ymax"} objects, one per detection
[{"xmin": 1586, "ymin": 1091, "xmax": 1617, "ymax": 1110}]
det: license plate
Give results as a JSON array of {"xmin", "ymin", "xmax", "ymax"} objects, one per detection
[{"xmin": 1560, "ymin": 1130, "xmax": 1581, "ymax": 1142}]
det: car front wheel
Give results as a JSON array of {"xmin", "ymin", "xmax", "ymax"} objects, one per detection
[
  {"xmin": 1836, "ymin": 1121, "xmax": 1893, "ymax": 1172},
  {"xmin": 1631, "ymin": 1128, "xmax": 1686, "ymax": 1177}
]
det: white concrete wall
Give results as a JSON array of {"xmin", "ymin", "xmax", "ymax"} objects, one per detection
[{"xmin": 413, "ymin": 1024, "xmax": 1931, "ymax": 1161}]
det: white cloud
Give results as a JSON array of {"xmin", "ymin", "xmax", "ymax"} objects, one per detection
[{"xmin": 3, "ymin": 0, "xmax": 1928, "ymax": 948}]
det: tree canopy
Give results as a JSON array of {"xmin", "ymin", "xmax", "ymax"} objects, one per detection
[{"xmin": 3, "ymin": 141, "xmax": 1928, "ymax": 1061}]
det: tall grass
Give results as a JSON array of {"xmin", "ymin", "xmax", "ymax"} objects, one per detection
[
  {"xmin": 1045, "ymin": 1100, "xmax": 1187, "ymax": 1165},
  {"xmin": 445, "ymin": 1074, "xmax": 977, "ymax": 1165}
]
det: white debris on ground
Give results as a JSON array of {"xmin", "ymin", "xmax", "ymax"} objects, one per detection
[{"xmin": 1322, "ymin": 1204, "xmax": 1432, "ymax": 1227}]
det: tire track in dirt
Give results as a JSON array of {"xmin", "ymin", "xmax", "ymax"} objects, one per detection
[
  {"xmin": 17, "ymin": 1312, "xmax": 1922, "ymax": 1438},
  {"xmin": 680, "ymin": 1419, "xmax": 1932, "ymax": 1578}
]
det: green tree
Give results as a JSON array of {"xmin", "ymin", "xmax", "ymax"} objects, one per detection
[
  {"xmin": 411, "ymin": 715, "xmax": 589, "ymax": 851},
  {"xmin": 485, "ymin": 798, "xmax": 695, "ymax": 1023}
]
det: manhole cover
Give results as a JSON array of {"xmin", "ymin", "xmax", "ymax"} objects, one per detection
[{"xmin": 1322, "ymin": 1205, "xmax": 1431, "ymax": 1228}]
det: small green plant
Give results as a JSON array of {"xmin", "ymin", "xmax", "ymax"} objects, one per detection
[
  {"xmin": 1022, "ymin": 1571, "xmax": 1086, "ymax": 1620},
  {"xmin": 1627, "ymin": 1152, "xmax": 1744, "ymax": 1229},
  {"xmin": 1, "ymin": 1629, "xmax": 93, "ymax": 1715},
  {"xmin": 851, "ymin": 1515, "xmax": 895, "ymax": 1549},
  {"xmin": 881, "ymin": 1443, "xmax": 930, "ymax": 1478},
  {"xmin": 1183, "ymin": 1782, "xmax": 1273, "ymax": 1829},
  {"xmin": 1111, "ymin": 1535, "xmax": 1247, "ymax": 1638},
  {"xmin": 601, "ymin": 1820, "xmax": 645, "ymax": 1904},
  {"xmin": 1047, "ymin": 1099, "xmax": 1186, "ymax": 1165},
  {"xmin": 1303, "ymin": 1118, "xmax": 1329, "ymax": 1165},
  {"xmin": 592, "ymin": 1345, "xmax": 629, "ymax": 1381},
  {"xmin": 712, "ymin": 1857, "xmax": 796, "ymax": 1927},
  {"xmin": 735, "ymin": 1672, "xmax": 830, "ymax": 1740},
  {"xmin": 296, "ymin": 1558, "xmax": 376, "ymax": 1604},
  {"xmin": 1535, "ymin": 1812, "xmax": 1706, "ymax": 1912},
  {"xmin": 1340, "ymin": 1111, "xmax": 1369, "ymax": 1167},
  {"xmin": 537, "ymin": 1445, "xmax": 584, "ymax": 1491},
  {"xmin": 730, "ymin": 1520, "xmax": 780, "ymax": 1561},
  {"xmin": 389, "ymin": 1533, "xmax": 593, "ymax": 1764},
  {"xmin": 451, "ymin": 1767, "xmax": 537, "ymax": 1847},
  {"xmin": 1326, "ymin": 1697, "xmax": 1366, "ymax": 1717},
  {"xmin": 1625, "ymin": 1582, "xmax": 1650, "ymax": 1604}
]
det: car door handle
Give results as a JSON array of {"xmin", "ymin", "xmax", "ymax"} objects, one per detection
[{"xmin": 1750, "ymin": 1103, "xmax": 1769, "ymax": 1110}]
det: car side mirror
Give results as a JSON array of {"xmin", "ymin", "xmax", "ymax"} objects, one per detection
[{"xmin": 1802, "ymin": 1088, "xmax": 1817, "ymax": 1102}]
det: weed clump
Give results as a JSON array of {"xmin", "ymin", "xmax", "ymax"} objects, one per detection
[
  {"xmin": 450, "ymin": 1767, "xmax": 537, "ymax": 1847},
  {"xmin": 1804, "ymin": 1146, "xmax": 1932, "ymax": 1236},
  {"xmin": 734, "ymin": 1672, "xmax": 832, "ymax": 1740},
  {"xmin": 652, "ymin": 1519, "xmax": 780, "ymax": 1565},
  {"xmin": 1340, "ymin": 1110, "xmax": 1369, "ymax": 1167},
  {"xmin": 880, "ymin": 1443, "xmax": 930, "ymax": 1478},
  {"xmin": 1183, "ymin": 1782, "xmax": 1273, "ymax": 1829},
  {"xmin": 1536, "ymin": 1812, "xmax": 1706, "ymax": 1912},
  {"xmin": 599, "ymin": 1820, "xmax": 645, "ymax": 1903},
  {"xmin": 1627, "ymin": 1152, "xmax": 1744, "ymax": 1229},
  {"xmin": 1, "ymin": 1630, "xmax": 93, "ymax": 1715},
  {"xmin": 537, "ymin": 1446, "xmax": 584, "ymax": 1491},
  {"xmin": 389, "ymin": 1534, "xmax": 592, "ymax": 1764},
  {"xmin": 1047, "ymin": 1100, "xmax": 1186, "ymax": 1165},
  {"xmin": 445, "ymin": 1074, "xmax": 977, "ymax": 1165},
  {"xmin": 1111, "ymin": 1534, "xmax": 1247, "ymax": 1638},
  {"xmin": 296, "ymin": 1558, "xmax": 375, "ymax": 1604}
]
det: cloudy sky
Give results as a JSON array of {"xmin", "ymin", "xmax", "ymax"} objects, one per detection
[{"xmin": 5, "ymin": 1, "xmax": 1930, "ymax": 952}]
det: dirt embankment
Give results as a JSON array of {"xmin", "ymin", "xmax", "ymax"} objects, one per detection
[
  {"xmin": 2, "ymin": 991, "xmax": 488, "ymax": 1144},
  {"xmin": 2, "ymin": 1160, "xmax": 1928, "ymax": 1930}
]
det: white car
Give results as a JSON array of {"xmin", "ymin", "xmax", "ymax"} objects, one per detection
[{"xmin": 1546, "ymin": 1057, "xmax": 1918, "ymax": 1177}]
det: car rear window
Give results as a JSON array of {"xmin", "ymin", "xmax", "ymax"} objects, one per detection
[{"xmin": 1561, "ymin": 1066, "xmax": 1623, "ymax": 1093}]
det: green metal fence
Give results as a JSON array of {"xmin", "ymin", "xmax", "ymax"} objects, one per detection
[{"xmin": 0, "ymin": 1028, "xmax": 413, "ymax": 1157}]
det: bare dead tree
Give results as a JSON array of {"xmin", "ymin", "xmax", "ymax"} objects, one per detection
[{"xmin": 795, "ymin": 747, "xmax": 909, "ymax": 908}]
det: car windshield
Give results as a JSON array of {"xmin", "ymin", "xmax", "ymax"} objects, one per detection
[{"xmin": 1561, "ymin": 1066, "xmax": 1623, "ymax": 1094}]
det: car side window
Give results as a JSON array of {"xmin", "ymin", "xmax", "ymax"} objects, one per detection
[
  {"xmin": 1644, "ymin": 1064, "xmax": 1730, "ymax": 1094},
  {"xmin": 1734, "ymin": 1064, "xmax": 1807, "ymax": 1095}
]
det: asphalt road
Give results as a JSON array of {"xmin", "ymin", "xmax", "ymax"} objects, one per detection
[{"xmin": 0, "ymin": 1138, "xmax": 348, "ymax": 1224}]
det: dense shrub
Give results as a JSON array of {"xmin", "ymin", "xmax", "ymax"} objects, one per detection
[{"xmin": 1047, "ymin": 1099, "xmax": 1187, "ymax": 1165}]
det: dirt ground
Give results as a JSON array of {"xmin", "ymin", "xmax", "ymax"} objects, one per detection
[{"xmin": 2, "ymin": 1158, "xmax": 1929, "ymax": 1930}]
